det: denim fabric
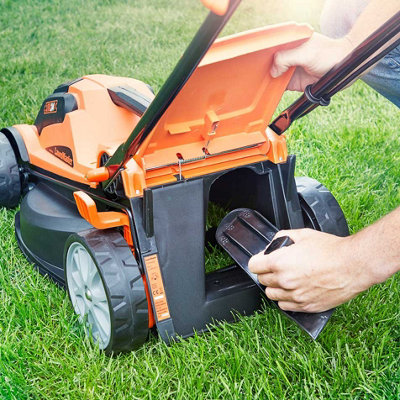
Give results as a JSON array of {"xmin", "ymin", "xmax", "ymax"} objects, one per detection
[
  {"xmin": 321, "ymin": 0, "xmax": 400, "ymax": 108},
  {"xmin": 361, "ymin": 47, "xmax": 400, "ymax": 108}
]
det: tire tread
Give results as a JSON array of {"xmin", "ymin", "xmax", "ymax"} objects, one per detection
[
  {"xmin": 65, "ymin": 229, "xmax": 148, "ymax": 353},
  {"xmin": 296, "ymin": 176, "xmax": 349, "ymax": 237},
  {"xmin": 0, "ymin": 134, "xmax": 21, "ymax": 208}
]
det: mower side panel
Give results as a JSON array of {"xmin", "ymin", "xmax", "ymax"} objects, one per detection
[{"xmin": 15, "ymin": 182, "xmax": 93, "ymax": 286}]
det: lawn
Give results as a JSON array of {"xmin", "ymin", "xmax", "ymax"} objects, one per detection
[{"xmin": 0, "ymin": 0, "xmax": 399, "ymax": 399}]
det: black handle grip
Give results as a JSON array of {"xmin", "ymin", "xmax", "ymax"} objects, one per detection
[{"xmin": 264, "ymin": 235, "xmax": 294, "ymax": 255}]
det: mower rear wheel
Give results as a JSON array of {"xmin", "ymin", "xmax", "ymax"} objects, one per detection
[
  {"xmin": 64, "ymin": 229, "xmax": 149, "ymax": 353},
  {"xmin": 0, "ymin": 133, "xmax": 22, "ymax": 208},
  {"xmin": 296, "ymin": 176, "xmax": 349, "ymax": 237}
]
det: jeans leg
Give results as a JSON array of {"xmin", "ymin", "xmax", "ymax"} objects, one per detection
[{"xmin": 361, "ymin": 48, "xmax": 400, "ymax": 108}]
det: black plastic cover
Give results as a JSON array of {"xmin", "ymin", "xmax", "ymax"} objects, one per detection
[
  {"xmin": 108, "ymin": 85, "xmax": 152, "ymax": 116},
  {"xmin": 34, "ymin": 93, "xmax": 78, "ymax": 135},
  {"xmin": 216, "ymin": 208, "xmax": 334, "ymax": 339},
  {"xmin": 15, "ymin": 183, "xmax": 93, "ymax": 286}
]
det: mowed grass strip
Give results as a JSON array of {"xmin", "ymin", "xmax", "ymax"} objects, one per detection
[{"xmin": 0, "ymin": 0, "xmax": 399, "ymax": 399}]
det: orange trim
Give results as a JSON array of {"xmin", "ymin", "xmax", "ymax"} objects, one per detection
[
  {"xmin": 16, "ymin": 75, "xmax": 154, "ymax": 185},
  {"xmin": 121, "ymin": 158, "xmax": 147, "ymax": 198},
  {"xmin": 265, "ymin": 127, "xmax": 288, "ymax": 163},
  {"xmin": 86, "ymin": 167, "xmax": 110, "ymax": 182},
  {"xmin": 141, "ymin": 274, "xmax": 155, "ymax": 328},
  {"xmin": 121, "ymin": 146, "xmax": 273, "ymax": 198},
  {"xmin": 73, "ymin": 191, "xmax": 129, "ymax": 229},
  {"xmin": 123, "ymin": 225, "xmax": 134, "ymax": 248},
  {"xmin": 123, "ymin": 225, "xmax": 155, "ymax": 328}
]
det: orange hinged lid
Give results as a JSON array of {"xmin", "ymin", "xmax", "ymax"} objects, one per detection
[{"xmin": 136, "ymin": 22, "xmax": 313, "ymax": 170}]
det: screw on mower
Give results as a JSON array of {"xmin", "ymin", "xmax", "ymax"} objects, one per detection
[{"xmin": 1, "ymin": 0, "xmax": 399, "ymax": 352}]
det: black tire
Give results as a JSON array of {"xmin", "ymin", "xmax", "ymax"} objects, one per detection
[
  {"xmin": 64, "ymin": 229, "xmax": 149, "ymax": 354},
  {"xmin": 0, "ymin": 133, "xmax": 22, "ymax": 208},
  {"xmin": 296, "ymin": 176, "xmax": 349, "ymax": 237}
]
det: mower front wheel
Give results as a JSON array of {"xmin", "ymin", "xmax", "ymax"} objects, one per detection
[
  {"xmin": 64, "ymin": 229, "xmax": 149, "ymax": 354},
  {"xmin": 0, "ymin": 133, "xmax": 22, "ymax": 208}
]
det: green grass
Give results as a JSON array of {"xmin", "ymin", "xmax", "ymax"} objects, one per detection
[{"xmin": 1, "ymin": 0, "xmax": 399, "ymax": 399}]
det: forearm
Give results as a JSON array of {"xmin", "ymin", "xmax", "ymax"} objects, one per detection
[
  {"xmin": 348, "ymin": 206, "xmax": 400, "ymax": 289},
  {"xmin": 346, "ymin": 0, "xmax": 400, "ymax": 48}
]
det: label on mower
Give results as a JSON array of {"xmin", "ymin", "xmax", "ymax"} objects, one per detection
[
  {"xmin": 144, "ymin": 254, "xmax": 171, "ymax": 321},
  {"xmin": 44, "ymin": 99, "xmax": 58, "ymax": 114}
]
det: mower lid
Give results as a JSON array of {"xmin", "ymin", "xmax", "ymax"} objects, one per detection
[{"xmin": 136, "ymin": 22, "xmax": 313, "ymax": 171}]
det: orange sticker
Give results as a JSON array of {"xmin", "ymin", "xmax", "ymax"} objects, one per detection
[
  {"xmin": 44, "ymin": 100, "xmax": 58, "ymax": 114},
  {"xmin": 144, "ymin": 254, "xmax": 170, "ymax": 321}
]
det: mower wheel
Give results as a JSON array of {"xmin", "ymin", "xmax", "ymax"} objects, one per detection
[
  {"xmin": 64, "ymin": 229, "xmax": 149, "ymax": 353},
  {"xmin": 296, "ymin": 176, "xmax": 349, "ymax": 237},
  {"xmin": 0, "ymin": 133, "xmax": 22, "ymax": 208}
]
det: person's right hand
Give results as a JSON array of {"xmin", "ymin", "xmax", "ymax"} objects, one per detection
[{"xmin": 271, "ymin": 33, "xmax": 354, "ymax": 91}]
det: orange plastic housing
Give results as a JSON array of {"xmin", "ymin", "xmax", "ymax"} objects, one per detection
[
  {"xmin": 14, "ymin": 23, "xmax": 312, "ymax": 196},
  {"xmin": 132, "ymin": 23, "xmax": 312, "ymax": 193},
  {"xmin": 15, "ymin": 75, "xmax": 155, "ymax": 185}
]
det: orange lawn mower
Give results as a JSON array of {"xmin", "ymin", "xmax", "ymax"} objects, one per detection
[{"xmin": 1, "ymin": 0, "xmax": 399, "ymax": 353}]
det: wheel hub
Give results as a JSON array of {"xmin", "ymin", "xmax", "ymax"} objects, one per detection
[{"xmin": 65, "ymin": 242, "xmax": 111, "ymax": 350}]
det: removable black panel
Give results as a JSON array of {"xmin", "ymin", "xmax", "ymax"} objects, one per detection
[
  {"xmin": 216, "ymin": 208, "xmax": 334, "ymax": 339},
  {"xmin": 108, "ymin": 85, "xmax": 152, "ymax": 116},
  {"xmin": 216, "ymin": 209, "xmax": 277, "ymax": 282},
  {"xmin": 35, "ymin": 93, "xmax": 78, "ymax": 135},
  {"xmin": 149, "ymin": 179, "xmax": 262, "ymax": 340}
]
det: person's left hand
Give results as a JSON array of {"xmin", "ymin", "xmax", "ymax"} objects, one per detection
[{"xmin": 248, "ymin": 229, "xmax": 368, "ymax": 312}]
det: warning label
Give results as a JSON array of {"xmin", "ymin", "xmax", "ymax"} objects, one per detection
[{"xmin": 144, "ymin": 254, "xmax": 170, "ymax": 321}]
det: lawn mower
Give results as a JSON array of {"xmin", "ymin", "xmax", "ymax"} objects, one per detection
[{"xmin": 1, "ymin": 0, "xmax": 399, "ymax": 353}]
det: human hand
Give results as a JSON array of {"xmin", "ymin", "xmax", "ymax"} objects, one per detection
[
  {"xmin": 248, "ymin": 229, "xmax": 371, "ymax": 312},
  {"xmin": 271, "ymin": 33, "xmax": 354, "ymax": 91}
]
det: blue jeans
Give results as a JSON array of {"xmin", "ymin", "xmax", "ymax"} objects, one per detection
[
  {"xmin": 361, "ymin": 47, "xmax": 400, "ymax": 108},
  {"xmin": 321, "ymin": 0, "xmax": 400, "ymax": 108}
]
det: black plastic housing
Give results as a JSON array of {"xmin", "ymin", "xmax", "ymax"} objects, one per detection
[
  {"xmin": 15, "ymin": 182, "xmax": 92, "ymax": 286},
  {"xmin": 131, "ymin": 156, "xmax": 305, "ymax": 342}
]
